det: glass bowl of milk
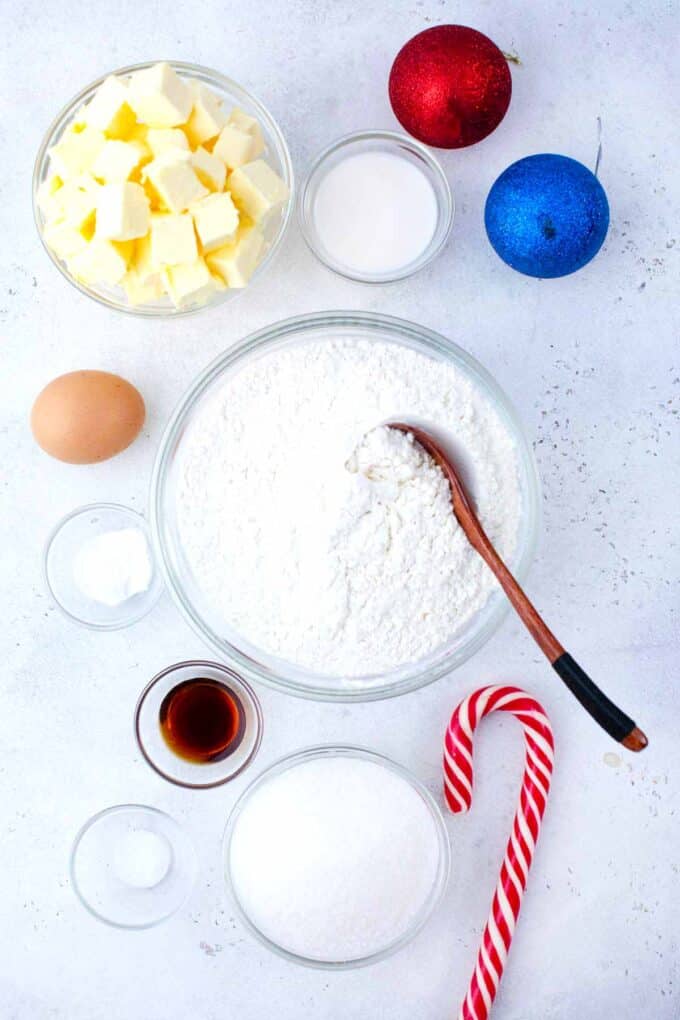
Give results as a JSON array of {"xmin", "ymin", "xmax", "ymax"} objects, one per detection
[{"xmin": 299, "ymin": 130, "xmax": 453, "ymax": 283}]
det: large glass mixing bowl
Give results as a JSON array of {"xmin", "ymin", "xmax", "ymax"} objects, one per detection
[{"xmin": 150, "ymin": 312, "xmax": 540, "ymax": 701}]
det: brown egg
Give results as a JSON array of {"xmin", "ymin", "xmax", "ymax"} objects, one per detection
[{"xmin": 31, "ymin": 370, "xmax": 146, "ymax": 464}]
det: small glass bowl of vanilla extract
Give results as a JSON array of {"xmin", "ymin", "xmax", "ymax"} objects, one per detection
[{"xmin": 135, "ymin": 661, "xmax": 263, "ymax": 788}]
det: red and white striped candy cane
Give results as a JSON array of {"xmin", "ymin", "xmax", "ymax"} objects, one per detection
[{"xmin": 444, "ymin": 685, "xmax": 554, "ymax": 1020}]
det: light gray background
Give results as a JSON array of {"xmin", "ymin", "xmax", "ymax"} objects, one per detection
[{"xmin": 1, "ymin": 1, "xmax": 678, "ymax": 1017}]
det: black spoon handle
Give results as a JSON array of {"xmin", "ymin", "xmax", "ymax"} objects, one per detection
[{"xmin": 552, "ymin": 652, "xmax": 647, "ymax": 751}]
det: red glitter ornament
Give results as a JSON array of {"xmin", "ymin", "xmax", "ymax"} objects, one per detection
[{"xmin": 389, "ymin": 25, "xmax": 512, "ymax": 149}]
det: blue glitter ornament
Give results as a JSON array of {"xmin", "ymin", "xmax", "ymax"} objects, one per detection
[{"xmin": 484, "ymin": 154, "xmax": 609, "ymax": 278}]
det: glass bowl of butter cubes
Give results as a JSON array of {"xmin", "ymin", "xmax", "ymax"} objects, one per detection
[{"xmin": 33, "ymin": 61, "xmax": 293, "ymax": 315}]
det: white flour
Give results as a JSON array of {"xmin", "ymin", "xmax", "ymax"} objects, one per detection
[{"xmin": 177, "ymin": 338, "xmax": 521, "ymax": 675}]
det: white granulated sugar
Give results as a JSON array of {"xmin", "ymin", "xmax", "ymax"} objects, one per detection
[
  {"xmin": 228, "ymin": 756, "xmax": 441, "ymax": 961},
  {"xmin": 313, "ymin": 151, "xmax": 438, "ymax": 274},
  {"xmin": 177, "ymin": 338, "xmax": 521, "ymax": 675}
]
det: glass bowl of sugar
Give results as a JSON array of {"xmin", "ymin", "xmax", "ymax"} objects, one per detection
[
  {"xmin": 299, "ymin": 130, "xmax": 453, "ymax": 282},
  {"xmin": 223, "ymin": 745, "xmax": 450, "ymax": 968}
]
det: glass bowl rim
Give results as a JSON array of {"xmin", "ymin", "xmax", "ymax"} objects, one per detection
[
  {"xmin": 134, "ymin": 658, "xmax": 264, "ymax": 789},
  {"xmin": 32, "ymin": 59, "xmax": 294, "ymax": 318},
  {"xmin": 150, "ymin": 310, "xmax": 541, "ymax": 702},
  {"xmin": 43, "ymin": 501, "xmax": 163, "ymax": 631},
  {"xmin": 298, "ymin": 128, "xmax": 454, "ymax": 284},
  {"xmin": 222, "ymin": 743, "xmax": 451, "ymax": 969},
  {"xmin": 69, "ymin": 802, "xmax": 197, "ymax": 930}
]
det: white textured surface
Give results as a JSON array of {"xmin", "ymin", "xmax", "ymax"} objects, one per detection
[{"xmin": 1, "ymin": 2, "xmax": 678, "ymax": 1018}]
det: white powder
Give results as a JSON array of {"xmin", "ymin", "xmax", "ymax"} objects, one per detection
[
  {"xmin": 112, "ymin": 828, "xmax": 172, "ymax": 889},
  {"xmin": 72, "ymin": 527, "xmax": 152, "ymax": 607},
  {"xmin": 313, "ymin": 151, "xmax": 438, "ymax": 274},
  {"xmin": 228, "ymin": 756, "xmax": 441, "ymax": 961},
  {"xmin": 177, "ymin": 338, "xmax": 521, "ymax": 675}
]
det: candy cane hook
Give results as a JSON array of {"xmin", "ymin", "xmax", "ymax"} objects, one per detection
[{"xmin": 444, "ymin": 685, "xmax": 554, "ymax": 1020}]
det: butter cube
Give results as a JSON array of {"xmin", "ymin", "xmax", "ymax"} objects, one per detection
[
  {"xmin": 190, "ymin": 147, "xmax": 226, "ymax": 191},
  {"xmin": 43, "ymin": 219, "xmax": 90, "ymax": 259},
  {"xmin": 229, "ymin": 108, "xmax": 265, "ymax": 158},
  {"xmin": 62, "ymin": 187, "xmax": 99, "ymax": 239},
  {"xmin": 37, "ymin": 175, "xmax": 64, "ymax": 218},
  {"xmin": 68, "ymin": 239, "xmax": 129, "ymax": 284},
  {"xmin": 147, "ymin": 128, "xmax": 190, "ymax": 157},
  {"xmin": 140, "ymin": 177, "xmax": 164, "ymax": 212},
  {"xmin": 131, "ymin": 234, "xmax": 156, "ymax": 283},
  {"xmin": 228, "ymin": 159, "xmax": 289, "ymax": 223},
  {"xmin": 143, "ymin": 152, "xmax": 208, "ymax": 213},
  {"xmin": 150, "ymin": 212, "xmax": 198, "ymax": 267},
  {"xmin": 127, "ymin": 124, "xmax": 152, "ymax": 161},
  {"xmin": 49, "ymin": 174, "xmax": 100, "ymax": 224},
  {"xmin": 191, "ymin": 192, "xmax": 239, "ymax": 253},
  {"xmin": 49, "ymin": 125, "xmax": 106, "ymax": 179},
  {"xmin": 91, "ymin": 140, "xmax": 144, "ymax": 183},
  {"xmin": 123, "ymin": 269, "xmax": 165, "ymax": 305},
  {"xmin": 213, "ymin": 123, "xmax": 256, "ymax": 170},
  {"xmin": 128, "ymin": 62, "xmax": 192, "ymax": 128},
  {"xmin": 206, "ymin": 222, "xmax": 264, "ymax": 287},
  {"xmin": 163, "ymin": 258, "xmax": 217, "ymax": 308},
  {"xmin": 185, "ymin": 82, "xmax": 228, "ymax": 147},
  {"xmin": 96, "ymin": 182, "xmax": 150, "ymax": 241},
  {"xmin": 83, "ymin": 75, "xmax": 136, "ymax": 139}
]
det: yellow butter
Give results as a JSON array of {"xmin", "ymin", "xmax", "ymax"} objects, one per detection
[
  {"xmin": 91, "ymin": 140, "xmax": 144, "ymax": 183},
  {"xmin": 146, "ymin": 128, "xmax": 190, "ymax": 158},
  {"xmin": 42, "ymin": 179, "xmax": 100, "ymax": 250},
  {"xmin": 123, "ymin": 268, "xmax": 165, "ymax": 305},
  {"xmin": 130, "ymin": 234, "xmax": 155, "ymax": 282},
  {"xmin": 83, "ymin": 75, "xmax": 136, "ymax": 139},
  {"xmin": 163, "ymin": 257, "xmax": 217, "ymax": 308},
  {"xmin": 191, "ymin": 192, "xmax": 239, "ymax": 253},
  {"xmin": 150, "ymin": 211, "xmax": 198, "ymax": 267},
  {"xmin": 128, "ymin": 62, "xmax": 192, "ymax": 128},
  {"xmin": 96, "ymin": 182, "xmax": 150, "ymax": 241},
  {"xmin": 49, "ymin": 125, "xmax": 106, "ymax": 179},
  {"xmin": 41, "ymin": 65, "xmax": 279, "ymax": 306},
  {"xmin": 185, "ymin": 82, "xmax": 228, "ymax": 147},
  {"xmin": 143, "ymin": 152, "xmax": 208, "ymax": 213},
  {"xmin": 213, "ymin": 123, "xmax": 256, "ymax": 170},
  {"xmin": 206, "ymin": 221, "xmax": 265, "ymax": 287},
  {"xmin": 229, "ymin": 108, "xmax": 265, "ymax": 158},
  {"xmin": 190, "ymin": 146, "xmax": 227, "ymax": 191},
  {"xmin": 43, "ymin": 219, "xmax": 90, "ymax": 259},
  {"xmin": 68, "ymin": 239, "xmax": 129, "ymax": 284},
  {"xmin": 228, "ymin": 159, "xmax": 288, "ymax": 223},
  {"xmin": 36, "ymin": 175, "xmax": 64, "ymax": 218}
]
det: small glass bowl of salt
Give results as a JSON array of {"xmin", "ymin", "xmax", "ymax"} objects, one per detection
[
  {"xmin": 43, "ymin": 503, "xmax": 163, "ymax": 629},
  {"xmin": 299, "ymin": 130, "xmax": 453, "ymax": 283},
  {"xmin": 70, "ymin": 804, "xmax": 197, "ymax": 929}
]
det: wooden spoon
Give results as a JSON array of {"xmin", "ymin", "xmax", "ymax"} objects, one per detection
[{"xmin": 388, "ymin": 422, "xmax": 648, "ymax": 752}]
